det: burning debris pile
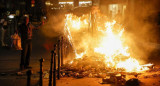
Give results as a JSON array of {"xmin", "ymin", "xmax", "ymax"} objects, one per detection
[{"xmin": 61, "ymin": 13, "xmax": 153, "ymax": 78}]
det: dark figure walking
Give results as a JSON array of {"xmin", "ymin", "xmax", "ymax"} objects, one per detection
[{"xmin": 18, "ymin": 16, "xmax": 39, "ymax": 70}]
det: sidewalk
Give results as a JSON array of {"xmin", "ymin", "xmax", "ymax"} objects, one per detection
[
  {"xmin": 1, "ymin": 35, "xmax": 160, "ymax": 86},
  {"xmin": 0, "ymin": 46, "xmax": 50, "ymax": 86},
  {"xmin": 0, "ymin": 47, "xmax": 110, "ymax": 86}
]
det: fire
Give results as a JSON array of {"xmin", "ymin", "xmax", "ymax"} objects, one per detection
[
  {"xmin": 64, "ymin": 13, "xmax": 152, "ymax": 73},
  {"xmin": 65, "ymin": 14, "xmax": 89, "ymax": 31},
  {"xmin": 116, "ymin": 58, "xmax": 150, "ymax": 72},
  {"xmin": 75, "ymin": 52, "xmax": 86, "ymax": 59},
  {"xmin": 94, "ymin": 21, "xmax": 130, "ymax": 57}
]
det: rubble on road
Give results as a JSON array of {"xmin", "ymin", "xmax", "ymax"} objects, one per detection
[{"xmin": 125, "ymin": 78, "xmax": 140, "ymax": 86}]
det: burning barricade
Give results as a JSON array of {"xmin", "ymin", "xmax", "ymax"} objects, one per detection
[
  {"xmin": 62, "ymin": 13, "xmax": 153, "ymax": 73},
  {"xmin": 48, "ymin": 12, "xmax": 155, "ymax": 86}
]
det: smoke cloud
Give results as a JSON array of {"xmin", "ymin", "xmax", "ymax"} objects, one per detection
[
  {"xmin": 40, "ymin": 0, "xmax": 160, "ymax": 64},
  {"xmin": 41, "ymin": 11, "xmax": 65, "ymax": 38},
  {"xmin": 123, "ymin": 0, "xmax": 160, "ymax": 63}
]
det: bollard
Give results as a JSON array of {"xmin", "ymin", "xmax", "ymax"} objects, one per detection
[
  {"xmin": 63, "ymin": 38, "xmax": 65, "ymax": 60},
  {"xmin": 49, "ymin": 50, "xmax": 54, "ymax": 86},
  {"xmin": 57, "ymin": 40, "xmax": 60, "ymax": 79},
  {"xmin": 53, "ymin": 45, "xmax": 57, "ymax": 86},
  {"xmin": 39, "ymin": 58, "xmax": 44, "ymax": 86},
  {"xmin": 27, "ymin": 70, "xmax": 32, "ymax": 86},
  {"xmin": 61, "ymin": 37, "xmax": 63, "ymax": 66}
]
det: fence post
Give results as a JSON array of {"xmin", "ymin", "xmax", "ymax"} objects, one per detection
[
  {"xmin": 39, "ymin": 58, "xmax": 44, "ymax": 86},
  {"xmin": 61, "ymin": 37, "xmax": 63, "ymax": 66},
  {"xmin": 27, "ymin": 70, "xmax": 32, "ymax": 86},
  {"xmin": 57, "ymin": 40, "xmax": 60, "ymax": 79},
  {"xmin": 49, "ymin": 50, "xmax": 54, "ymax": 86},
  {"xmin": 53, "ymin": 44, "xmax": 57, "ymax": 86}
]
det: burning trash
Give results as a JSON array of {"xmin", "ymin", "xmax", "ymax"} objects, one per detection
[{"xmin": 62, "ymin": 13, "xmax": 153, "ymax": 74}]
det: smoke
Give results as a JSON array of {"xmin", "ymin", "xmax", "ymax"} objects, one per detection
[
  {"xmin": 41, "ymin": 11, "xmax": 65, "ymax": 38},
  {"xmin": 123, "ymin": 0, "xmax": 160, "ymax": 63},
  {"xmin": 40, "ymin": 0, "xmax": 160, "ymax": 64},
  {"xmin": 39, "ymin": 11, "xmax": 66, "ymax": 51},
  {"xmin": 63, "ymin": 1, "xmax": 160, "ymax": 64}
]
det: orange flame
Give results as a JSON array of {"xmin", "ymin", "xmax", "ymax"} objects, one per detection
[{"xmin": 64, "ymin": 13, "xmax": 152, "ymax": 72}]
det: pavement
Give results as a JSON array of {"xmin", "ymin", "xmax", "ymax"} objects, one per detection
[
  {"xmin": 0, "ymin": 29, "xmax": 56, "ymax": 86},
  {"xmin": 0, "ymin": 37, "xmax": 110, "ymax": 86},
  {"xmin": 0, "ymin": 29, "xmax": 160, "ymax": 86},
  {"xmin": 0, "ymin": 45, "xmax": 50, "ymax": 86},
  {"xmin": 1, "ymin": 45, "xmax": 160, "ymax": 86}
]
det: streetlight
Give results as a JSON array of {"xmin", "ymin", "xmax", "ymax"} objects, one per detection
[{"xmin": 8, "ymin": 14, "xmax": 15, "ymax": 19}]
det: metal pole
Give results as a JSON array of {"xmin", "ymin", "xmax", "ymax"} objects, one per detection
[
  {"xmin": 53, "ymin": 45, "xmax": 57, "ymax": 86},
  {"xmin": 64, "ymin": 38, "xmax": 66, "ymax": 60},
  {"xmin": 61, "ymin": 37, "xmax": 63, "ymax": 66},
  {"xmin": 92, "ymin": 0, "xmax": 95, "ymax": 6},
  {"xmin": 49, "ymin": 50, "xmax": 54, "ymax": 86},
  {"xmin": 57, "ymin": 40, "xmax": 60, "ymax": 79},
  {"xmin": 74, "ymin": 0, "xmax": 79, "ymax": 7},
  {"xmin": 27, "ymin": 70, "xmax": 32, "ymax": 86},
  {"xmin": 39, "ymin": 58, "xmax": 44, "ymax": 86}
]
